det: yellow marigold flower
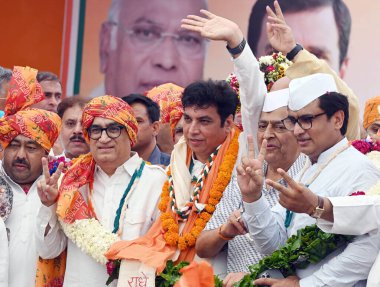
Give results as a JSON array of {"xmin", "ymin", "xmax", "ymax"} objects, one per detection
[
  {"xmin": 208, "ymin": 198, "xmax": 219, "ymax": 206},
  {"xmin": 184, "ymin": 233, "xmax": 196, "ymax": 247},
  {"xmin": 205, "ymin": 205, "xmax": 216, "ymax": 213},
  {"xmin": 168, "ymin": 224, "xmax": 179, "ymax": 233},
  {"xmin": 199, "ymin": 212, "xmax": 211, "ymax": 221},
  {"xmin": 178, "ymin": 237, "xmax": 187, "ymax": 250}
]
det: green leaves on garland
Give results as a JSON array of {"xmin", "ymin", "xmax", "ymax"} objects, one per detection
[
  {"xmin": 156, "ymin": 260, "xmax": 190, "ymax": 287},
  {"xmin": 236, "ymin": 224, "xmax": 353, "ymax": 287},
  {"xmin": 156, "ymin": 260, "xmax": 223, "ymax": 287}
]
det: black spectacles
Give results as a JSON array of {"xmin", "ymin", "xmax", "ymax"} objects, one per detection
[
  {"xmin": 282, "ymin": 112, "xmax": 326, "ymax": 131},
  {"xmin": 87, "ymin": 125, "xmax": 125, "ymax": 140}
]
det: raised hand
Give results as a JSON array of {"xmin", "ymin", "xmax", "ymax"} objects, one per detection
[
  {"xmin": 37, "ymin": 157, "xmax": 64, "ymax": 207},
  {"xmin": 181, "ymin": 9, "xmax": 244, "ymax": 49},
  {"xmin": 266, "ymin": 168, "xmax": 318, "ymax": 214},
  {"xmin": 237, "ymin": 135, "xmax": 267, "ymax": 203},
  {"xmin": 266, "ymin": 0, "xmax": 296, "ymax": 55}
]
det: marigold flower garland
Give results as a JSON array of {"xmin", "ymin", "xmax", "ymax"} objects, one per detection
[{"xmin": 159, "ymin": 130, "xmax": 239, "ymax": 250}]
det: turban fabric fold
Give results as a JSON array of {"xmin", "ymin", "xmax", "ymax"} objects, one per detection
[
  {"xmin": 0, "ymin": 108, "xmax": 61, "ymax": 152},
  {"xmin": 146, "ymin": 83, "xmax": 184, "ymax": 139},
  {"xmin": 363, "ymin": 96, "xmax": 380, "ymax": 129},
  {"xmin": 146, "ymin": 83, "xmax": 184, "ymax": 123},
  {"xmin": 4, "ymin": 66, "xmax": 45, "ymax": 116},
  {"xmin": 82, "ymin": 95, "xmax": 138, "ymax": 146}
]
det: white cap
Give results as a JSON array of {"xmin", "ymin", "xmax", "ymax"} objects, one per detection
[
  {"xmin": 288, "ymin": 73, "xmax": 337, "ymax": 111},
  {"xmin": 262, "ymin": 88, "xmax": 289, "ymax": 112}
]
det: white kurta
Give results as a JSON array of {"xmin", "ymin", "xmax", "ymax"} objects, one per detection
[
  {"xmin": 233, "ymin": 44, "xmax": 266, "ymax": 159},
  {"xmin": 36, "ymin": 153, "xmax": 167, "ymax": 287},
  {"xmin": 0, "ymin": 218, "xmax": 8, "ymax": 287},
  {"xmin": 317, "ymin": 195, "xmax": 380, "ymax": 287},
  {"xmin": 243, "ymin": 138, "xmax": 380, "ymax": 287},
  {"xmin": 0, "ymin": 164, "xmax": 42, "ymax": 287}
]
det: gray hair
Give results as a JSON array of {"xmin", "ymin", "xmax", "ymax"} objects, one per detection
[
  {"xmin": 0, "ymin": 67, "xmax": 12, "ymax": 96},
  {"xmin": 107, "ymin": 0, "xmax": 208, "ymax": 23}
]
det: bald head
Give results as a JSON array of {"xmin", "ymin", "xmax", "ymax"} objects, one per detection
[{"xmin": 271, "ymin": 76, "xmax": 291, "ymax": 92}]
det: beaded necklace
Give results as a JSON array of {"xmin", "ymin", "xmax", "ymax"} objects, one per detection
[{"xmin": 284, "ymin": 144, "xmax": 350, "ymax": 228}]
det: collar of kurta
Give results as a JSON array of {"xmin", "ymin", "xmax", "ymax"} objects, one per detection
[{"xmin": 314, "ymin": 137, "xmax": 349, "ymax": 165}]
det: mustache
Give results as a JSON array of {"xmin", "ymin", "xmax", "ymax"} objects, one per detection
[
  {"xmin": 12, "ymin": 158, "xmax": 30, "ymax": 169},
  {"xmin": 69, "ymin": 135, "xmax": 86, "ymax": 143}
]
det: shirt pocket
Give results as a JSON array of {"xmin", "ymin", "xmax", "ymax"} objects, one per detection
[{"xmin": 122, "ymin": 210, "xmax": 152, "ymax": 240}]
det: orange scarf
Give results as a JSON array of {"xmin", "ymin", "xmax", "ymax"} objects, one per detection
[{"xmin": 105, "ymin": 128, "xmax": 239, "ymax": 273}]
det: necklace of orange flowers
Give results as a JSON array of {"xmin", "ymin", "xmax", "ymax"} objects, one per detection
[{"xmin": 158, "ymin": 129, "xmax": 240, "ymax": 250}]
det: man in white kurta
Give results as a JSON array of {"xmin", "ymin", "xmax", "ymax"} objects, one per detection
[
  {"xmin": 0, "ymin": 218, "xmax": 8, "ymax": 287},
  {"xmin": 35, "ymin": 96, "xmax": 167, "ymax": 287},
  {"xmin": 240, "ymin": 73, "xmax": 380, "ymax": 287},
  {"xmin": 0, "ymin": 108, "xmax": 62, "ymax": 287}
]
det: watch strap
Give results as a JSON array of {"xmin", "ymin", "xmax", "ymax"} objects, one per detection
[
  {"xmin": 286, "ymin": 43, "xmax": 303, "ymax": 61},
  {"xmin": 226, "ymin": 38, "xmax": 246, "ymax": 56}
]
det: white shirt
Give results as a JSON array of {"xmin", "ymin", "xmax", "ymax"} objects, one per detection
[
  {"xmin": 318, "ymin": 196, "xmax": 380, "ymax": 287},
  {"xmin": 36, "ymin": 153, "xmax": 167, "ymax": 287},
  {"xmin": 0, "ymin": 164, "xmax": 42, "ymax": 287},
  {"xmin": 243, "ymin": 138, "xmax": 380, "ymax": 287},
  {"xmin": 0, "ymin": 218, "xmax": 8, "ymax": 287},
  {"xmin": 233, "ymin": 44, "xmax": 266, "ymax": 160}
]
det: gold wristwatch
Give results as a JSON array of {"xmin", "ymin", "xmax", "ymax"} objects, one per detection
[{"xmin": 310, "ymin": 195, "xmax": 324, "ymax": 219}]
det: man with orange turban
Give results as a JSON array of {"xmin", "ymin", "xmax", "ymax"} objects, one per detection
[
  {"xmin": 363, "ymin": 96, "xmax": 380, "ymax": 143},
  {"xmin": 146, "ymin": 83, "xmax": 184, "ymax": 152},
  {"xmin": 0, "ymin": 108, "xmax": 62, "ymax": 287},
  {"xmin": 35, "ymin": 95, "xmax": 167, "ymax": 286}
]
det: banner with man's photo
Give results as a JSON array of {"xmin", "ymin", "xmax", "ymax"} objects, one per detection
[{"xmin": 1, "ymin": 0, "xmax": 379, "ymax": 113}]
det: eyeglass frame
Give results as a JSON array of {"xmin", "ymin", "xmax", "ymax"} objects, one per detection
[
  {"xmin": 86, "ymin": 124, "xmax": 126, "ymax": 140},
  {"xmin": 107, "ymin": 21, "xmax": 207, "ymax": 59},
  {"xmin": 282, "ymin": 112, "xmax": 327, "ymax": 131}
]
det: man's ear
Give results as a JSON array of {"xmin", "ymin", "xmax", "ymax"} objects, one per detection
[
  {"xmin": 223, "ymin": 114, "xmax": 234, "ymax": 132},
  {"xmin": 333, "ymin": 110, "xmax": 345, "ymax": 130},
  {"xmin": 152, "ymin": 121, "xmax": 160, "ymax": 137},
  {"xmin": 100, "ymin": 22, "xmax": 113, "ymax": 73}
]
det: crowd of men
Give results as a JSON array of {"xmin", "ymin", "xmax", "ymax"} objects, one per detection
[{"xmin": 1, "ymin": 0, "xmax": 380, "ymax": 287}]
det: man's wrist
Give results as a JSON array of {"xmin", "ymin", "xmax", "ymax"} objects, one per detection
[
  {"xmin": 218, "ymin": 224, "xmax": 234, "ymax": 241},
  {"xmin": 226, "ymin": 37, "xmax": 246, "ymax": 56},
  {"xmin": 226, "ymin": 25, "xmax": 244, "ymax": 49},
  {"xmin": 242, "ymin": 191, "xmax": 262, "ymax": 203},
  {"xmin": 286, "ymin": 43, "xmax": 303, "ymax": 61}
]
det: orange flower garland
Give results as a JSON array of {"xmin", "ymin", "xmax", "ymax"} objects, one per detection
[{"xmin": 159, "ymin": 129, "xmax": 240, "ymax": 250}]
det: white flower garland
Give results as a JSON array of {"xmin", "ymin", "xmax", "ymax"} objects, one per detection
[{"xmin": 59, "ymin": 218, "xmax": 120, "ymax": 264}]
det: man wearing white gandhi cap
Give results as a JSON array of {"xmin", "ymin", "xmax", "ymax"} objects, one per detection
[
  {"xmin": 196, "ymin": 83, "xmax": 309, "ymax": 285},
  {"xmin": 239, "ymin": 73, "xmax": 380, "ymax": 286}
]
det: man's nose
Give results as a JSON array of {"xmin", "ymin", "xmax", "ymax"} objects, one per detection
[{"xmin": 151, "ymin": 37, "xmax": 180, "ymax": 71}]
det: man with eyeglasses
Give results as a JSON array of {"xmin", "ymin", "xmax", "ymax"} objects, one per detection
[
  {"xmin": 35, "ymin": 95, "xmax": 167, "ymax": 286},
  {"xmin": 239, "ymin": 73, "xmax": 380, "ymax": 287},
  {"xmin": 95, "ymin": 0, "xmax": 207, "ymax": 98}
]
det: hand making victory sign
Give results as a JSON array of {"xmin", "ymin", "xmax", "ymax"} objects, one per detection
[
  {"xmin": 37, "ymin": 157, "xmax": 64, "ymax": 207},
  {"xmin": 236, "ymin": 136, "xmax": 267, "ymax": 203}
]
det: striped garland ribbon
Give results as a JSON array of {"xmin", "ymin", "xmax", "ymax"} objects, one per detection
[{"xmin": 169, "ymin": 145, "xmax": 221, "ymax": 221}]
